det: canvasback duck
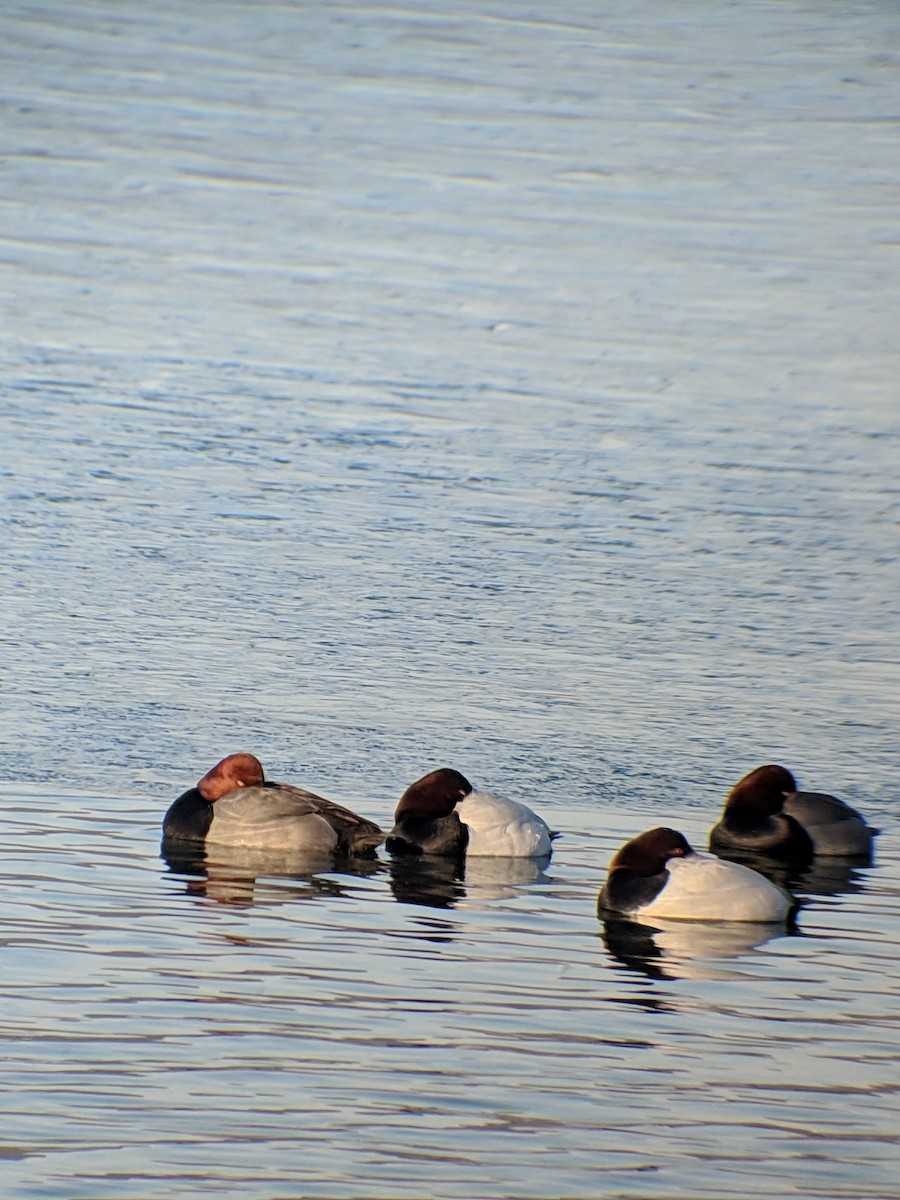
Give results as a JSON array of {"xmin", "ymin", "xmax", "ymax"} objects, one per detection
[
  {"xmin": 161, "ymin": 753, "xmax": 384, "ymax": 856},
  {"xmin": 709, "ymin": 764, "xmax": 873, "ymax": 861},
  {"xmin": 598, "ymin": 827, "xmax": 793, "ymax": 923},
  {"xmin": 385, "ymin": 768, "xmax": 555, "ymax": 859}
]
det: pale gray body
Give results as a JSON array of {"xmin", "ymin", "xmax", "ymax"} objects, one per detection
[{"xmin": 209, "ymin": 784, "xmax": 384, "ymax": 855}]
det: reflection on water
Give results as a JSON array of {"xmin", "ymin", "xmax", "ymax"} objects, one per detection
[
  {"xmin": 386, "ymin": 851, "xmax": 554, "ymax": 910},
  {"xmin": 602, "ymin": 915, "xmax": 793, "ymax": 982},
  {"xmin": 161, "ymin": 841, "xmax": 382, "ymax": 907},
  {"xmin": 711, "ymin": 844, "xmax": 873, "ymax": 898},
  {"xmin": 461, "ymin": 855, "xmax": 553, "ymax": 902},
  {"xmin": 796, "ymin": 854, "xmax": 873, "ymax": 899},
  {"xmin": 388, "ymin": 855, "xmax": 467, "ymax": 909},
  {"xmin": 161, "ymin": 842, "xmax": 554, "ymax": 912},
  {"xmin": 2, "ymin": 790, "xmax": 899, "ymax": 1200}
]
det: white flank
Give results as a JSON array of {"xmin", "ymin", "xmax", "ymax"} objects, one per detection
[
  {"xmin": 457, "ymin": 790, "xmax": 554, "ymax": 858},
  {"xmin": 638, "ymin": 853, "xmax": 792, "ymax": 923}
]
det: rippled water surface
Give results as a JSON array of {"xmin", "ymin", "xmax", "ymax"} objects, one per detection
[{"xmin": 2, "ymin": 1, "xmax": 899, "ymax": 1196}]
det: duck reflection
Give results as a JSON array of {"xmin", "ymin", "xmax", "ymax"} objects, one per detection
[
  {"xmin": 461, "ymin": 854, "xmax": 553, "ymax": 903},
  {"xmin": 794, "ymin": 852, "xmax": 872, "ymax": 898},
  {"xmin": 161, "ymin": 839, "xmax": 381, "ymax": 907},
  {"xmin": 602, "ymin": 915, "xmax": 791, "ymax": 982},
  {"xmin": 387, "ymin": 854, "xmax": 467, "ymax": 909},
  {"xmin": 387, "ymin": 852, "xmax": 553, "ymax": 910},
  {"xmin": 711, "ymin": 845, "xmax": 872, "ymax": 898}
]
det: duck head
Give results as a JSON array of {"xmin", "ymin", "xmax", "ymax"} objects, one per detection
[
  {"xmin": 608, "ymin": 827, "xmax": 694, "ymax": 878},
  {"xmin": 197, "ymin": 753, "xmax": 265, "ymax": 802},
  {"xmin": 386, "ymin": 768, "xmax": 473, "ymax": 857},
  {"xmin": 725, "ymin": 764, "xmax": 797, "ymax": 816}
]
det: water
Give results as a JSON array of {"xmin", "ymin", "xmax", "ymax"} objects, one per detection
[
  {"xmin": 2, "ymin": 789, "xmax": 898, "ymax": 1198},
  {"xmin": 2, "ymin": 1, "xmax": 899, "ymax": 1196}
]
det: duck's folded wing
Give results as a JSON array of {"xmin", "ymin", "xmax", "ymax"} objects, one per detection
[{"xmin": 784, "ymin": 790, "xmax": 865, "ymax": 827}]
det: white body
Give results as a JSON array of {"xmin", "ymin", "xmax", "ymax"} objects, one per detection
[
  {"xmin": 637, "ymin": 853, "xmax": 792, "ymax": 923},
  {"xmin": 457, "ymin": 790, "xmax": 554, "ymax": 858}
]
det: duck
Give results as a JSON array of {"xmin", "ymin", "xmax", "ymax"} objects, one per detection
[
  {"xmin": 598, "ymin": 827, "xmax": 793, "ymax": 923},
  {"xmin": 385, "ymin": 768, "xmax": 555, "ymax": 859},
  {"xmin": 161, "ymin": 753, "xmax": 384, "ymax": 856},
  {"xmin": 783, "ymin": 783, "xmax": 874, "ymax": 858},
  {"xmin": 709, "ymin": 764, "xmax": 873, "ymax": 863}
]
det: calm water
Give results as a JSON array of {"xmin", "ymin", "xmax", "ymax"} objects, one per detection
[{"xmin": 2, "ymin": 1, "xmax": 899, "ymax": 1197}]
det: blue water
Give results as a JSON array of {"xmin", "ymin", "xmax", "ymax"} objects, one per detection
[{"xmin": 1, "ymin": 1, "xmax": 899, "ymax": 1196}]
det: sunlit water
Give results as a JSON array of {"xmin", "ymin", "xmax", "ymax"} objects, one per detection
[
  {"xmin": 2, "ymin": 1, "xmax": 899, "ymax": 1197},
  {"xmin": 2, "ymin": 788, "xmax": 898, "ymax": 1199}
]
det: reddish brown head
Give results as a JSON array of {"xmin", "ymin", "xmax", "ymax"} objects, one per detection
[
  {"xmin": 197, "ymin": 753, "xmax": 265, "ymax": 802},
  {"xmin": 725, "ymin": 764, "xmax": 797, "ymax": 817},
  {"xmin": 608, "ymin": 827, "xmax": 693, "ymax": 877},
  {"xmin": 394, "ymin": 768, "xmax": 473, "ymax": 821}
]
